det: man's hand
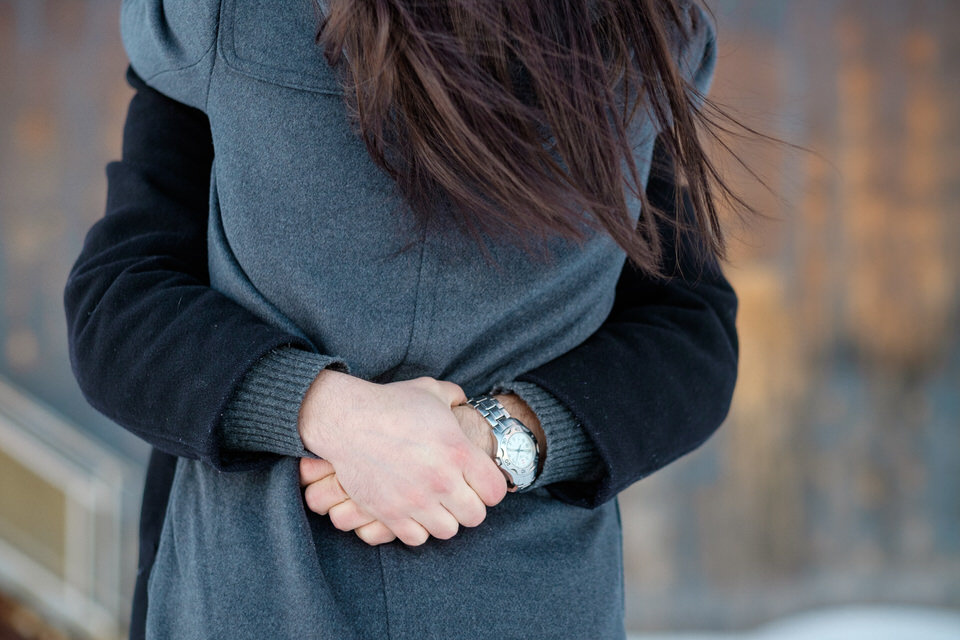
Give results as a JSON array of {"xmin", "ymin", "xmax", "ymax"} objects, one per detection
[
  {"xmin": 297, "ymin": 372, "xmax": 508, "ymax": 546},
  {"xmin": 300, "ymin": 457, "xmax": 396, "ymax": 544},
  {"xmin": 299, "ymin": 395, "xmax": 534, "ymax": 545}
]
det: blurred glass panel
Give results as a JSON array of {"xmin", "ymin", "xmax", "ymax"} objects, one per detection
[{"xmin": 0, "ymin": 447, "xmax": 66, "ymax": 578}]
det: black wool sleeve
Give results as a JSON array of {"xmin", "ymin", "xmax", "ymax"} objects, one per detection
[
  {"xmin": 516, "ymin": 139, "xmax": 740, "ymax": 508},
  {"xmin": 63, "ymin": 67, "xmax": 316, "ymax": 472}
]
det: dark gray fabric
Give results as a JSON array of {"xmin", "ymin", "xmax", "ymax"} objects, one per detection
[
  {"xmin": 121, "ymin": 0, "xmax": 717, "ymax": 637},
  {"xmin": 148, "ymin": 456, "xmax": 624, "ymax": 639}
]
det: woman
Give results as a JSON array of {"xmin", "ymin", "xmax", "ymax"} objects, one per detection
[{"xmin": 65, "ymin": 0, "xmax": 739, "ymax": 637}]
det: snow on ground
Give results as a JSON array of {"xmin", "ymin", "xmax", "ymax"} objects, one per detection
[{"xmin": 628, "ymin": 606, "xmax": 960, "ymax": 640}]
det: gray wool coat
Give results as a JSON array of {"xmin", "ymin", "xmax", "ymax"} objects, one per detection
[{"xmin": 119, "ymin": 0, "xmax": 717, "ymax": 637}]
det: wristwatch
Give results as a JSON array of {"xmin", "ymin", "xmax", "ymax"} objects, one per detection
[{"xmin": 466, "ymin": 394, "xmax": 540, "ymax": 490}]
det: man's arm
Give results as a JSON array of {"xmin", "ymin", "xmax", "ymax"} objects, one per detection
[
  {"xmin": 514, "ymin": 145, "xmax": 739, "ymax": 508},
  {"xmin": 63, "ymin": 66, "xmax": 346, "ymax": 471}
]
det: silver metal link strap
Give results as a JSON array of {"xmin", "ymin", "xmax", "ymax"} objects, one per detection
[{"xmin": 467, "ymin": 395, "xmax": 510, "ymax": 429}]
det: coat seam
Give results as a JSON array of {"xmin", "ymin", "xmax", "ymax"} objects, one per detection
[
  {"xmin": 377, "ymin": 546, "xmax": 393, "ymax": 640},
  {"xmin": 396, "ymin": 222, "xmax": 430, "ymax": 369}
]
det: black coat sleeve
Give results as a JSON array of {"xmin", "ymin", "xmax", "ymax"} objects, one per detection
[
  {"xmin": 63, "ymin": 66, "xmax": 314, "ymax": 472},
  {"xmin": 518, "ymin": 152, "xmax": 739, "ymax": 508}
]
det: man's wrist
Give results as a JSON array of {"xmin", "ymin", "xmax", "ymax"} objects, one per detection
[{"xmin": 298, "ymin": 368, "xmax": 354, "ymax": 456}]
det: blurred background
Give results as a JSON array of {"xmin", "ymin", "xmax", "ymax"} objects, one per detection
[{"xmin": 0, "ymin": 0, "xmax": 957, "ymax": 638}]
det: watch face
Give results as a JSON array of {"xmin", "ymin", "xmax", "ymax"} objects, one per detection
[{"xmin": 504, "ymin": 432, "xmax": 536, "ymax": 469}]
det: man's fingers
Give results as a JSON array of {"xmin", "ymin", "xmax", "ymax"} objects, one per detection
[
  {"xmin": 409, "ymin": 507, "xmax": 460, "ymax": 541},
  {"xmin": 441, "ymin": 483, "xmax": 488, "ymax": 529},
  {"xmin": 441, "ymin": 381, "xmax": 468, "ymax": 407},
  {"xmin": 355, "ymin": 521, "xmax": 396, "ymax": 546},
  {"xmin": 328, "ymin": 500, "xmax": 376, "ymax": 532},
  {"xmin": 299, "ymin": 457, "xmax": 336, "ymax": 487},
  {"xmin": 385, "ymin": 518, "xmax": 431, "ymax": 547},
  {"xmin": 462, "ymin": 454, "xmax": 508, "ymax": 508},
  {"xmin": 303, "ymin": 474, "xmax": 350, "ymax": 515}
]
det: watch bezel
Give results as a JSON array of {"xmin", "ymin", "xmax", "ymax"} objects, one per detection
[{"xmin": 493, "ymin": 417, "xmax": 539, "ymax": 489}]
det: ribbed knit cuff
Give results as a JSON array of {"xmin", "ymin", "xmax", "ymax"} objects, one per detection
[
  {"xmin": 490, "ymin": 380, "xmax": 604, "ymax": 491},
  {"xmin": 219, "ymin": 347, "xmax": 351, "ymax": 458}
]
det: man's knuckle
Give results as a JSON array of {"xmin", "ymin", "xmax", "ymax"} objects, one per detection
[
  {"xmin": 434, "ymin": 521, "xmax": 458, "ymax": 540},
  {"xmin": 409, "ymin": 531, "xmax": 429, "ymax": 546},
  {"xmin": 463, "ymin": 507, "xmax": 486, "ymax": 528},
  {"xmin": 481, "ymin": 475, "xmax": 507, "ymax": 506},
  {"xmin": 394, "ymin": 522, "xmax": 428, "ymax": 546},
  {"xmin": 372, "ymin": 524, "xmax": 395, "ymax": 544},
  {"xmin": 329, "ymin": 507, "xmax": 351, "ymax": 530},
  {"xmin": 357, "ymin": 529, "xmax": 382, "ymax": 546},
  {"xmin": 380, "ymin": 509, "xmax": 400, "ymax": 524},
  {"xmin": 304, "ymin": 487, "xmax": 323, "ymax": 513},
  {"xmin": 426, "ymin": 469, "xmax": 455, "ymax": 496},
  {"xmin": 449, "ymin": 443, "xmax": 471, "ymax": 467},
  {"xmin": 407, "ymin": 489, "xmax": 431, "ymax": 512}
]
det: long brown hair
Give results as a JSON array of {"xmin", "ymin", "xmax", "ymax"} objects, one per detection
[{"xmin": 314, "ymin": 0, "xmax": 756, "ymax": 278}]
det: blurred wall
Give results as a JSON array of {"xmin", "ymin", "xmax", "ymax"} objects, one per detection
[
  {"xmin": 0, "ymin": 0, "xmax": 146, "ymax": 461},
  {"xmin": 0, "ymin": 0, "xmax": 957, "ymax": 636},
  {"xmin": 618, "ymin": 0, "xmax": 960, "ymax": 630},
  {"xmin": 0, "ymin": 2, "xmax": 144, "ymax": 637}
]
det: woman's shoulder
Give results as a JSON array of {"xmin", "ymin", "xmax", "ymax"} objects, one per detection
[
  {"xmin": 120, "ymin": 0, "xmax": 222, "ymax": 110},
  {"xmin": 120, "ymin": 0, "xmax": 348, "ymax": 108}
]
